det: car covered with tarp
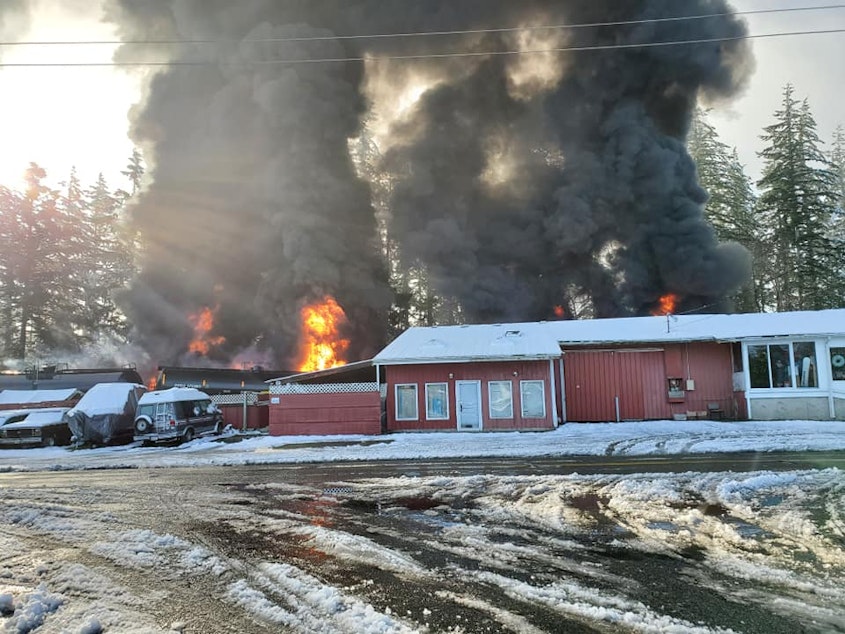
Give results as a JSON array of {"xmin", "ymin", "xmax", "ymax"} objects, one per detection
[{"xmin": 64, "ymin": 382, "xmax": 147, "ymax": 446}]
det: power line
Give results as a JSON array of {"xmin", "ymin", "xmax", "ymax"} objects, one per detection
[
  {"xmin": 0, "ymin": 28, "xmax": 843, "ymax": 67},
  {"xmin": 0, "ymin": 4, "xmax": 843, "ymax": 47}
]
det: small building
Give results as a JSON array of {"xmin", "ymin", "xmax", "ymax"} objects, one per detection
[{"xmin": 267, "ymin": 309, "xmax": 845, "ymax": 435}]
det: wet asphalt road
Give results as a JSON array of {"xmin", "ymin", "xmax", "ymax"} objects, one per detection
[{"xmin": 1, "ymin": 451, "xmax": 843, "ymax": 633}]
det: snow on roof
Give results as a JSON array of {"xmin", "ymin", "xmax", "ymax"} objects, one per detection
[
  {"xmin": 374, "ymin": 323, "xmax": 564, "ymax": 364},
  {"xmin": 70, "ymin": 382, "xmax": 144, "ymax": 416},
  {"xmin": 138, "ymin": 387, "xmax": 211, "ymax": 405},
  {"xmin": 0, "ymin": 388, "xmax": 79, "ymax": 405},
  {"xmin": 374, "ymin": 309, "xmax": 845, "ymax": 364}
]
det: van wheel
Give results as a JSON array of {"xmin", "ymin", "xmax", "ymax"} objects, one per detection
[{"xmin": 183, "ymin": 428, "xmax": 195, "ymax": 444}]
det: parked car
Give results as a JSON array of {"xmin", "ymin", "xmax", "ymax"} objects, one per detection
[
  {"xmin": 133, "ymin": 387, "xmax": 223, "ymax": 445},
  {"xmin": 0, "ymin": 408, "xmax": 71, "ymax": 448}
]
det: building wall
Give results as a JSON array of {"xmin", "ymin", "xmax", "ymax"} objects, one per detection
[
  {"xmin": 269, "ymin": 391, "xmax": 382, "ymax": 436},
  {"xmin": 562, "ymin": 343, "xmax": 737, "ymax": 422},
  {"xmin": 748, "ymin": 396, "xmax": 836, "ymax": 420},
  {"xmin": 383, "ymin": 360, "xmax": 555, "ymax": 432},
  {"xmin": 219, "ymin": 404, "xmax": 268, "ymax": 430}
]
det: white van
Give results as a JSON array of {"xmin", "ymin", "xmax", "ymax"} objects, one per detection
[{"xmin": 133, "ymin": 387, "xmax": 223, "ymax": 444}]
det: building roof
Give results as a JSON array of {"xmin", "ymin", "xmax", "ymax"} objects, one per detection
[
  {"xmin": 373, "ymin": 308, "xmax": 845, "ymax": 365},
  {"xmin": 0, "ymin": 388, "xmax": 80, "ymax": 405}
]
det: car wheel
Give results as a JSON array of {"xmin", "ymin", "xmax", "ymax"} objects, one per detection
[
  {"xmin": 213, "ymin": 421, "xmax": 223, "ymax": 436},
  {"xmin": 183, "ymin": 428, "xmax": 195, "ymax": 444},
  {"xmin": 41, "ymin": 435, "xmax": 56, "ymax": 448}
]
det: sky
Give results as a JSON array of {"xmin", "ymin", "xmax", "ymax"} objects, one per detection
[
  {"xmin": 0, "ymin": 1, "xmax": 842, "ymax": 191},
  {"xmin": 0, "ymin": 420, "xmax": 843, "ymax": 632}
]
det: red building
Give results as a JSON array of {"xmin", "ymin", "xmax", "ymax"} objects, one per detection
[{"xmin": 268, "ymin": 309, "xmax": 845, "ymax": 435}]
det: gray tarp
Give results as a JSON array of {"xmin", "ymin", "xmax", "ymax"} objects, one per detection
[{"xmin": 64, "ymin": 383, "xmax": 144, "ymax": 446}]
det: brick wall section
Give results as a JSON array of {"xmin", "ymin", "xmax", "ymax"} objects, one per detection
[{"xmin": 269, "ymin": 391, "xmax": 382, "ymax": 436}]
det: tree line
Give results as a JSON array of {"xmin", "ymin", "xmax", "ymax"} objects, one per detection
[
  {"xmin": 0, "ymin": 151, "xmax": 143, "ymax": 365},
  {"xmin": 0, "ymin": 85, "xmax": 842, "ymax": 364},
  {"xmin": 688, "ymin": 84, "xmax": 845, "ymax": 314}
]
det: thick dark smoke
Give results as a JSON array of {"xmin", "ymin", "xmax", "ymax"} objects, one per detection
[{"xmin": 104, "ymin": 0, "xmax": 753, "ymax": 366}]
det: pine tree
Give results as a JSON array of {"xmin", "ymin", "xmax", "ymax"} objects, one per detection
[
  {"xmin": 688, "ymin": 109, "xmax": 761, "ymax": 312},
  {"xmin": 757, "ymin": 85, "xmax": 841, "ymax": 311},
  {"xmin": 121, "ymin": 148, "xmax": 145, "ymax": 197},
  {"xmin": 0, "ymin": 165, "xmax": 83, "ymax": 358}
]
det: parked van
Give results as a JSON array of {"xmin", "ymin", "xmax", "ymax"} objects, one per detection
[{"xmin": 133, "ymin": 387, "xmax": 223, "ymax": 444}]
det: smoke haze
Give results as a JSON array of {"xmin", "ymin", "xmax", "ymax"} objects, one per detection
[{"xmin": 103, "ymin": 0, "xmax": 754, "ymax": 366}]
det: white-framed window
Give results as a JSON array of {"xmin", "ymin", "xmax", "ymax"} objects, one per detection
[
  {"xmin": 747, "ymin": 341, "xmax": 819, "ymax": 389},
  {"xmin": 830, "ymin": 347, "xmax": 845, "ymax": 381},
  {"xmin": 488, "ymin": 381, "xmax": 513, "ymax": 419},
  {"xmin": 425, "ymin": 383, "xmax": 449, "ymax": 420},
  {"xmin": 520, "ymin": 380, "xmax": 546, "ymax": 418},
  {"xmin": 395, "ymin": 384, "xmax": 419, "ymax": 421}
]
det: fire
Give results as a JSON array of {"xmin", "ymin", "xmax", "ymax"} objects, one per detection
[
  {"xmin": 553, "ymin": 305, "xmax": 566, "ymax": 319},
  {"xmin": 652, "ymin": 293, "xmax": 679, "ymax": 316},
  {"xmin": 187, "ymin": 305, "xmax": 226, "ymax": 355},
  {"xmin": 297, "ymin": 296, "xmax": 350, "ymax": 372}
]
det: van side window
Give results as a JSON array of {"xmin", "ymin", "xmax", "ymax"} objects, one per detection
[{"xmin": 176, "ymin": 401, "xmax": 194, "ymax": 419}]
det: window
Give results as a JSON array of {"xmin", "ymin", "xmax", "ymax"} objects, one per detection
[
  {"xmin": 395, "ymin": 384, "xmax": 419, "ymax": 421},
  {"xmin": 425, "ymin": 383, "xmax": 449, "ymax": 420},
  {"xmin": 831, "ymin": 348, "xmax": 845, "ymax": 381},
  {"xmin": 747, "ymin": 342, "xmax": 818, "ymax": 389},
  {"xmin": 488, "ymin": 381, "xmax": 513, "ymax": 419},
  {"xmin": 520, "ymin": 380, "xmax": 546, "ymax": 418}
]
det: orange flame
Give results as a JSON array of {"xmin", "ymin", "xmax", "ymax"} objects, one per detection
[
  {"xmin": 553, "ymin": 305, "xmax": 566, "ymax": 319},
  {"xmin": 652, "ymin": 293, "xmax": 679, "ymax": 316},
  {"xmin": 297, "ymin": 296, "xmax": 350, "ymax": 372},
  {"xmin": 187, "ymin": 305, "xmax": 226, "ymax": 355}
]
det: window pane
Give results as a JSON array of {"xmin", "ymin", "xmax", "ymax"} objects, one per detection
[
  {"xmin": 425, "ymin": 383, "xmax": 448, "ymax": 419},
  {"xmin": 520, "ymin": 381, "xmax": 545, "ymax": 418},
  {"xmin": 792, "ymin": 342, "xmax": 817, "ymax": 388},
  {"xmin": 831, "ymin": 348, "xmax": 845, "ymax": 381},
  {"xmin": 488, "ymin": 381, "xmax": 513, "ymax": 419},
  {"xmin": 748, "ymin": 345, "xmax": 771, "ymax": 388},
  {"xmin": 770, "ymin": 344, "xmax": 792, "ymax": 387},
  {"xmin": 396, "ymin": 385, "xmax": 418, "ymax": 420}
]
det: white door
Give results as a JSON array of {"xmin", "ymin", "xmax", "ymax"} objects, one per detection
[{"xmin": 456, "ymin": 380, "xmax": 482, "ymax": 430}]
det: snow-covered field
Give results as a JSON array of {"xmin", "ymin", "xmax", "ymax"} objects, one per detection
[{"xmin": 1, "ymin": 419, "xmax": 844, "ymax": 633}]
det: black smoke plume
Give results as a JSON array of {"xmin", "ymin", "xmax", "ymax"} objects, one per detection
[{"xmin": 104, "ymin": 0, "xmax": 753, "ymax": 365}]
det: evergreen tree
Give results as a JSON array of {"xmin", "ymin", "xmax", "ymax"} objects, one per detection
[
  {"xmin": 688, "ymin": 109, "xmax": 761, "ymax": 312},
  {"xmin": 75, "ymin": 174, "xmax": 133, "ymax": 342},
  {"xmin": 121, "ymin": 148, "xmax": 145, "ymax": 197},
  {"xmin": 757, "ymin": 85, "xmax": 841, "ymax": 311},
  {"xmin": 0, "ymin": 165, "xmax": 82, "ymax": 358}
]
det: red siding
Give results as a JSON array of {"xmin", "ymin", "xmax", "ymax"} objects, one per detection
[
  {"xmin": 384, "ymin": 361, "xmax": 555, "ymax": 432},
  {"xmin": 563, "ymin": 343, "xmax": 736, "ymax": 422},
  {"xmin": 220, "ymin": 404, "xmax": 268, "ymax": 430},
  {"xmin": 269, "ymin": 391, "xmax": 381, "ymax": 436}
]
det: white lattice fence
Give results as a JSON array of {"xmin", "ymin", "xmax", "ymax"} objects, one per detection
[
  {"xmin": 212, "ymin": 392, "xmax": 260, "ymax": 406},
  {"xmin": 270, "ymin": 382, "xmax": 379, "ymax": 395}
]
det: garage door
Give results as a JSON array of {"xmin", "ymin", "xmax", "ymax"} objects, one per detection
[{"xmin": 563, "ymin": 349, "xmax": 665, "ymax": 422}]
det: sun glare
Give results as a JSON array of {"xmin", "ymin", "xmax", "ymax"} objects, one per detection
[{"xmin": 0, "ymin": 3, "xmax": 141, "ymax": 190}]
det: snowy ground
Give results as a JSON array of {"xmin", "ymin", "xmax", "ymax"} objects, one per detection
[
  {"xmin": 0, "ymin": 418, "xmax": 844, "ymax": 473},
  {"xmin": 1, "ymin": 420, "xmax": 844, "ymax": 633}
]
